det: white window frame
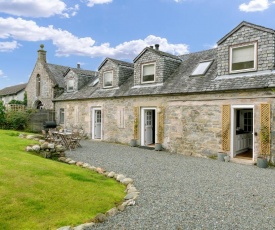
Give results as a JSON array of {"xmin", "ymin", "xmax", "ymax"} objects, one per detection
[
  {"xmin": 103, "ymin": 70, "xmax": 113, "ymax": 88},
  {"xmin": 60, "ymin": 108, "xmax": 65, "ymax": 124},
  {"xmin": 67, "ymin": 79, "xmax": 74, "ymax": 92},
  {"xmin": 229, "ymin": 42, "xmax": 257, "ymax": 74},
  {"xmin": 141, "ymin": 62, "xmax": 156, "ymax": 84}
]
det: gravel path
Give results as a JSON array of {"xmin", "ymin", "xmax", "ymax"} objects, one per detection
[{"xmin": 66, "ymin": 140, "xmax": 275, "ymax": 230}]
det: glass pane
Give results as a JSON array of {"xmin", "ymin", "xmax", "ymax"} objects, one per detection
[
  {"xmin": 232, "ymin": 45, "xmax": 254, "ymax": 63},
  {"xmin": 191, "ymin": 61, "xmax": 212, "ymax": 76},
  {"xmin": 104, "ymin": 72, "xmax": 113, "ymax": 87},
  {"xmin": 143, "ymin": 64, "xmax": 155, "ymax": 82},
  {"xmin": 67, "ymin": 80, "xmax": 74, "ymax": 90}
]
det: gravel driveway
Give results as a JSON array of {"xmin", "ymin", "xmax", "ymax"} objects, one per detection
[{"xmin": 66, "ymin": 140, "xmax": 275, "ymax": 230}]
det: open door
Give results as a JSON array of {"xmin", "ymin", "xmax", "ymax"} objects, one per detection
[{"xmin": 230, "ymin": 105, "xmax": 254, "ymax": 160}]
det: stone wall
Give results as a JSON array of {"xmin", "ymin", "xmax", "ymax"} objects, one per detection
[
  {"xmin": 134, "ymin": 51, "xmax": 162, "ymax": 85},
  {"xmin": 134, "ymin": 50, "xmax": 181, "ymax": 85},
  {"xmin": 54, "ymin": 89, "xmax": 275, "ymax": 159},
  {"xmin": 99, "ymin": 60, "xmax": 119, "ymax": 88},
  {"xmin": 25, "ymin": 62, "xmax": 55, "ymax": 109},
  {"xmin": 217, "ymin": 25, "xmax": 275, "ymax": 76}
]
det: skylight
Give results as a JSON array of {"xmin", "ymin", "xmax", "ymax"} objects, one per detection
[
  {"xmin": 191, "ymin": 60, "xmax": 213, "ymax": 76},
  {"xmin": 90, "ymin": 78, "xmax": 99, "ymax": 86}
]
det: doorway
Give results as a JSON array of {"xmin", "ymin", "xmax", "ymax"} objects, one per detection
[
  {"xmin": 231, "ymin": 105, "xmax": 254, "ymax": 160},
  {"xmin": 92, "ymin": 108, "xmax": 102, "ymax": 140},
  {"xmin": 141, "ymin": 108, "xmax": 157, "ymax": 146}
]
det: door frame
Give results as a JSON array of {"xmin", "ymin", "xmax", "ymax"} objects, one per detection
[
  {"xmin": 141, "ymin": 107, "xmax": 157, "ymax": 146},
  {"xmin": 230, "ymin": 105, "xmax": 255, "ymax": 160},
  {"xmin": 91, "ymin": 107, "xmax": 102, "ymax": 140}
]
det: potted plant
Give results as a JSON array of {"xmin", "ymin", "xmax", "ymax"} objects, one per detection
[
  {"xmin": 217, "ymin": 152, "xmax": 228, "ymax": 162},
  {"xmin": 257, "ymin": 126, "xmax": 269, "ymax": 168},
  {"xmin": 155, "ymin": 143, "xmax": 162, "ymax": 151}
]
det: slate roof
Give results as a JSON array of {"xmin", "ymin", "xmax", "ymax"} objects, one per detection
[
  {"xmin": 0, "ymin": 83, "xmax": 27, "ymax": 96},
  {"xmin": 98, "ymin": 58, "xmax": 134, "ymax": 70},
  {"xmin": 46, "ymin": 63, "xmax": 69, "ymax": 88},
  {"xmin": 54, "ymin": 48, "xmax": 275, "ymax": 102},
  {"xmin": 134, "ymin": 47, "xmax": 182, "ymax": 63},
  {"xmin": 66, "ymin": 67, "xmax": 98, "ymax": 78}
]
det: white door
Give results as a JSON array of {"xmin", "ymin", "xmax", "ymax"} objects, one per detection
[
  {"xmin": 94, "ymin": 110, "xmax": 102, "ymax": 139},
  {"xmin": 144, "ymin": 110, "xmax": 153, "ymax": 145}
]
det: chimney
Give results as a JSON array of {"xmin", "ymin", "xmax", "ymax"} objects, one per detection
[
  {"xmin": 155, "ymin": 44, "xmax": 159, "ymax": 50},
  {"xmin": 150, "ymin": 46, "xmax": 153, "ymax": 48},
  {"xmin": 37, "ymin": 44, "xmax": 46, "ymax": 63},
  {"xmin": 77, "ymin": 63, "xmax": 80, "ymax": 68}
]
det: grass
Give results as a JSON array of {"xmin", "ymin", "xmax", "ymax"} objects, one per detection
[{"xmin": 0, "ymin": 130, "xmax": 125, "ymax": 230}]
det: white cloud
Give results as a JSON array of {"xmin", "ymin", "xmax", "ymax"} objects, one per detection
[
  {"xmin": 0, "ymin": 17, "xmax": 189, "ymax": 59},
  {"xmin": 0, "ymin": 41, "xmax": 19, "ymax": 52},
  {"xmin": 239, "ymin": 0, "xmax": 271, "ymax": 12},
  {"xmin": 85, "ymin": 0, "xmax": 113, "ymax": 7},
  {"xmin": 0, "ymin": 69, "xmax": 7, "ymax": 78},
  {"xmin": 0, "ymin": 0, "xmax": 78, "ymax": 18}
]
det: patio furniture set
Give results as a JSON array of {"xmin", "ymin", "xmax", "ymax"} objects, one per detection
[{"xmin": 42, "ymin": 128, "xmax": 83, "ymax": 151}]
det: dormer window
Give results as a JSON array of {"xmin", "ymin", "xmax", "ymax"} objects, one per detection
[
  {"xmin": 230, "ymin": 42, "xmax": 257, "ymax": 73},
  {"xmin": 191, "ymin": 60, "xmax": 213, "ymax": 76},
  {"xmin": 142, "ymin": 63, "xmax": 155, "ymax": 83},
  {"xmin": 67, "ymin": 79, "xmax": 74, "ymax": 92},
  {"xmin": 103, "ymin": 71, "xmax": 113, "ymax": 88}
]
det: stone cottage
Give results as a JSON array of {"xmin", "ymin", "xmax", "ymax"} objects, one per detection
[
  {"xmin": 25, "ymin": 44, "xmax": 97, "ymax": 110},
  {"xmin": 0, "ymin": 83, "xmax": 27, "ymax": 105},
  {"xmin": 32, "ymin": 21, "xmax": 275, "ymax": 162}
]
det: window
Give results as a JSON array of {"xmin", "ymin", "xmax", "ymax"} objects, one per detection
[
  {"xmin": 103, "ymin": 71, "xmax": 113, "ymax": 88},
  {"xmin": 67, "ymin": 79, "xmax": 74, "ymax": 92},
  {"xmin": 60, "ymin": 108, "xmax": 64, "ymax": 124},
  {"xmin": 244, "ymin": 111, "xmax": 253, "ymax": 132},
  {"xmin": 230, "ymin": 42, "xmax": 257, "ymax": 73},
  {"xmin": 142, "ymin": 63, "xmax": 155, "ymax": 83},
  {"xmin": 36, "ymin": 75, "xmax": 41, "ymax": 96},
  {"xmin": 191, "ymin": 60, "xmax": 213, "ymax": 76}
]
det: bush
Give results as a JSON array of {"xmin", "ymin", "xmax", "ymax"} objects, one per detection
[
  {"xmin": 8, "ymin": 99, "xmax": 25, "ymax": 105},
  {"xmin": 4, "ymin": 110, "xmax": 30, "ymax": 130},
  {"xmin": 0, "ymin": 101, "xmax": 5, "ymax": 128}
]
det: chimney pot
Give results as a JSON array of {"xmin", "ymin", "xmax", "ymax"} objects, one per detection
[
  {"xmin": 155, "ymin": 44, "xmax": 159, "ymax": 50},
  {"xmin": 150, "ymin": 46, "xmax": 153, "ymax": 48},
  {"xmin": 77, "ymin": 63, "xmax": 80, "ymax": 68},
  {"xmin": 37, "ymin": 44, "xmax": 46, "ymax": 63}
]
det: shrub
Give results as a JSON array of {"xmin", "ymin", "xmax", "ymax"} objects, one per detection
[
  {"xmin": 0, "ymin": 101, "xmax": 5, "ymax": 128},
  {"xmin": 8, "ymin": 99, "xmax": 25, "ymax": 105},
  {"xmin": 4, "ymin": 110, "xmax": 32, "ymax": 130}
]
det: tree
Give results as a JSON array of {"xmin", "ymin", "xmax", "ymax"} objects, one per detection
[
  {"xmin": 23, "ymin": 92, "xmax": 27, "ymax": 106},
  {"xmin": 0, "ymin": 101, "xmax": 6, "ymax": 128}
]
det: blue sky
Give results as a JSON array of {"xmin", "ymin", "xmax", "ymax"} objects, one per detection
[{"xmin": 0, "ymin": 0, "xmax": 275, "ymax": 89}]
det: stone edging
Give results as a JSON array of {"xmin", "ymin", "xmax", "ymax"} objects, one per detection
[{"xmin": 56, "ymin": 157, "xmax": 139, "ymax": 230}]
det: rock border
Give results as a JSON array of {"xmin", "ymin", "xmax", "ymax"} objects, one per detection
[{"xmin": 56, "ymin": 157, "xmax": 139, "ymax": 230}]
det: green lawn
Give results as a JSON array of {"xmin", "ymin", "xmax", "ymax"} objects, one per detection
[{"xmin": 0, "ymin": 130, "xmax": 125, "ymax": 230}]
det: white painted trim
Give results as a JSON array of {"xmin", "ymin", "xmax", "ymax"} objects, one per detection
[
  {"xmin": 229, "ymin": 42, "xmax": 257, "ymax": 74},
  {"xmin": 132, "ymin": 83, "xmax": 163, "ymax": 89},
  {"xmin": 141, "ymin": 107, "xmax": 158, "ymax": 146},
  {"xmin": 91, "ymin": 107, "xmax": 102, "ymax": 140},
  {"xmin": 230, "ymin": 105, "xmax": 255, "ymax": 161},
  {"xmin": 103, "ymin": 70, "xmax": 114, "ymax": 88},
  {"xmin": 141, "ymin": 62, "xmax": 156, "ymax": 84}
]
